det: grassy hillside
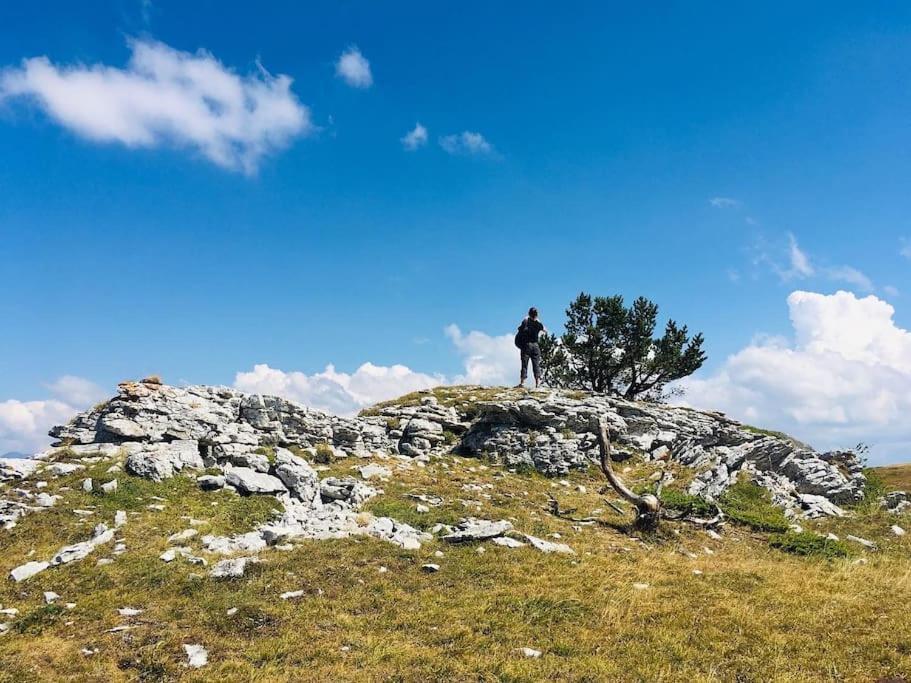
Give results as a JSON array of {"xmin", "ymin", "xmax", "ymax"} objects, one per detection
[
  {"xmin": 0, "ymin": 450, "xmax": 909, "ymax": 681},
  {"xmin": 872, "ymin": 462, "xmax": 911, "ymax": 492}
]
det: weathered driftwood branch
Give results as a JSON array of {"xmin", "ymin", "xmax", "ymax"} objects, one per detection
[{"xmin": 596, "ymin": 417, "xmax": 661, "ymax": 530}]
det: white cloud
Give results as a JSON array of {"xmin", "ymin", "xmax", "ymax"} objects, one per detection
[
  {"xmin": 0, "ymin": 38, "xmax": 312, "ymax": 173},
  {"xmin": 444, "ymin": 325, "xmax": 517, "ymax": 386},
  {"xmin": 0, "ymin": 376, "xmax": 104, "ymax": 456},
  {"xmin": 234, "ymin": 362, "xmax": 443, "ymax": 416},
  {"xmin": 884, "ymin": 285, "xmax": 900, "ymax": 298},
  {"xmin": 335, "ymin": 47, "xmax": 372, "ymax": 88},
  {"xmin": 786, "ymin": 233, "xmax": 815, "ymax": 278},
  {"xmin": 709, "ymin": 197, "xmax": 741, "ymax": 209},
  {"xmin": 825, "ymin": 265, "xmax": 874, "ymax": 293},
  {"xmin": 901, "ymin": 238, "xmax": 911, "ymax": 261},
  {"xmin": 401, "ymin": 122, "xmax": 428, "ymax": 150},
  {"xmin": 439, "ymin": 131, "xmax": 495, "ymax": 157},
  {"xmin": 678, "ymin": 290, "xmax": 911, "ymax": 463}
]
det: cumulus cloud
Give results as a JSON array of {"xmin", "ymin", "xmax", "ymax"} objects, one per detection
[
  {"xmin": 709, "ymin": 197, "xmax": 741, "ymax": 209},
  {"xmin": 400, "ymin": 122, "xmax": 427, "ymax": 150},
  {"xmin": 0, "ymin": 376, "xmax": 105, "ymax": 456},
  {"xmin": 439, "ymin": 131, "xmax": 495, "ymax": 156},
  {"xmin": 234, "ymin": 362, "xmax": 443, "ymax": 416},
  {"xmin": 444, "ymin": 325, "xmax": 516, "ymax": 386},
  {"xmin": 335, "ymin": 47, "xmax": 372, "ymax": 88},
  {"xmin": 678, "ymin": 290, "xmax": 911, "ymax": 463},
  {"xmin": 0, "ymin": 38, "xmax": 312, "ymax": 173}
]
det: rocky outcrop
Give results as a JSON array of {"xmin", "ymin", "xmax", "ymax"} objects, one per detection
[{"xmin": 35, "ymin": 379, "xmax": 864, "ymax": 519}]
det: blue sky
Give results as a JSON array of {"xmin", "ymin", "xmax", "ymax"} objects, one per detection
[{"xmin": 2, "ymin": 2, "xmax": 911, "ymax": 462}]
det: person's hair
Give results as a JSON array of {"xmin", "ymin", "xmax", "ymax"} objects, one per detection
[{"xmin": 528, "ymin": 307, "xmax": 538, "ymax": 319}]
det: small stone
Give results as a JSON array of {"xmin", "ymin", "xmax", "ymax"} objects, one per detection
[
  {"xmin": 523, "ymin": 534, "xmax": 574, "ymax": 555},
  {"xmin": 117, "ymin": 607, "xmax": 143, "ymax": 617},
  {"xmin": 114, "ymin": 510, "xmax": 127, "ymax": 528},
  {"xmin": 183, "ymin": 644, "xmax": 208, "ymax": 669},
  {"xmin": 226, "ymin": 607, "xmax": 238, "ymax": 616},
  {"xmin": 422, "ymin": 563, "xmax": 440, "ymax": 573},
  {"xmin": 632, "ymin": 583, "xmax": 650, "ymax": 590},
  {"xmin": 96, "ymin": 558, "xmax": 114, "ymax": 566},
  {"xmin": 148, "ymin": 504, "xmax": 166, "ymax": 511},
  {"xmin": 692, "ymin": 570, "xmax": 703, "ymax": 576},
  {"xmin": 476, "ymin": 546, "xmax": 485, "ymax": 554},
  {"xmin": 280, "ymin": 590, "xmax": 305, "ymax": 600},
  {"xmin": 891, "ymin": 525, "xmax": 906, "ymax": 537},
  {"xmin": 846, "ymin": 535, "xmax": 877, "ymax": 550},
  {"xmin": 101, "ymin": 480, "xmax": 118, "ymax": 494},
  {"xmin": 211, "ymin": 557, "xmax": 255, "ymax": 579},
  {"xmin": 10, "ymin": 561, "xmax": 49, "ymax": 582},
  {"xmin": 576, "ymin": 485, "xmax": 587, "ymax": 494},
  {"xmin": 82, "ymin": 479, "xmax": 93, "ymax": 492},
  {"xmin": 521, "ymin": 647, "xmax": 542, "ymax": 658},
  {"xmin": 706, "ymin": 530, "xmax": 722, "ymax": 541},
  {"xmin": 160, "ymin": 549, "xmax": 178, "ymax": 562},
  {"xmin": 433, "ymin": 550, "xmax": 444, "ymax": 558},
  {"xmin": 826, "ymin": 533, "xmax": 840, "ymax": 541},
  {"xmin": 415, "ymin": 504, "xmax": 429, "ymax": 513},
  {"xmin": 168, "ymin": 529, "xmax": 198, "ymax": 543},
  {"xmin": 44, "ymin": 592, "xmax": 60, "ymax": 604},
  {"xmin": 0, "ymin": 608, "xmax": 19, "ymax": 617},
  {"xmin": 378, "ymin": 566, "xmax": 388, "ymax": 573},
  {"xmin": 359, "ymin": 464, "xmax": 392, "ymax": 480},
  {"xmin": 491, "ymin": 536, "xmax": 525, "ymax": 548}
]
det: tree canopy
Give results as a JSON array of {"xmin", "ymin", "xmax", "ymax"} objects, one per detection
[{"xmin": 539, "ymin": 292, "xmax": 706, "ymax": 400}]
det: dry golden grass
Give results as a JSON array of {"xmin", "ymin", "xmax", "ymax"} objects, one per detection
[
  {"xmin": 873, "ymin": 463, "xmax": 911, "ymax": 492},
  {"xmin": 1, "ymin": 452, "xmax": 909, "ymax": 682}
]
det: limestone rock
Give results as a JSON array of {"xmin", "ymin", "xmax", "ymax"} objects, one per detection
[
  {"xmin": 442, "ymin": 518, "xmax": 513, "ymax": 543},
  {"xmin": 10, "ymin": 561, "xmax": 49, "ymax": 582},
  {"xmin": 225, "ymin": 467, "xmax": 287, "ymax": 495},
  {"xmin": 125, "ymin": 441, "xmax": 203, "ymax": 481},
  {"xmin": 523, "ymin": 534, "xmax": 575, "ymax": 554},
  {"xmin": 273, "ymin": 449, "xmax": 321, "ymax": 505}
]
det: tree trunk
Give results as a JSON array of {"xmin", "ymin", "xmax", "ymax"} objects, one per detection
[{"xmin": 595, "ymin": 417, "xmax": 661, "ymax": 530}]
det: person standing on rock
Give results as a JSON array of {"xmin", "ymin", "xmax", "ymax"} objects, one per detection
[{"xmin": 515, "ymin": 307, "xmax": 545, "ymax": 388}]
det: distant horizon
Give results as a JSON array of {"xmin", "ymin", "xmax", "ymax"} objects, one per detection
[{"xmin": 2, "ymin": 3, "xmax": 911, "ymax": 465}]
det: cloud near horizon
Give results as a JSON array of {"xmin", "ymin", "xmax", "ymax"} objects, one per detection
[
  {"xmin": 678, "ymin": 290, "xmax": 911, "ymax": 463},
  {"xmin": 0, "ymin": 38, "xmax": 312, "ymax": 173},
  {"xmin": 0, "ymin": 376, "xmax": 106, "ymax": 456},
  {"xmin": 6, "ymin": 294, "xmax": 911, "ymax": 465}
]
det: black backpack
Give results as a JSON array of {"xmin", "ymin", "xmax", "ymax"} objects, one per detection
[{"xmin": 514, "ymin": 320, "xmax": 528, "ymax": 349}]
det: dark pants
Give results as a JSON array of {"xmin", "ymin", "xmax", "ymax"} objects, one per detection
[{"xmin": 521, "ymin": 342, "xmax": 542, "ymax": 383}]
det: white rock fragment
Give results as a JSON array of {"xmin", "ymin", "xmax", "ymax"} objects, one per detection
[
  {"xmin": 117, "ymin": 607, "xmax": 143, "ymax": 617},
  {"xmin": 422, "ymin": 563, "xmax": 440, "ymax": 573},
  {"xmin": 183, "ymin": 644, "xmax": 208, "ymax": 669},
  {"xmin": 280, "ymin": 590, "xmax": 305, "ymax": 600},
  {"xmin": 359, "ymin": 464, "xmax": 392, "ymax": 480},
  {"xmin": 226, "ymin": 607, "xmax": 238, "ymax": 616},
  {"xmin": 523, "ymin": 534, "xmax": 575, "ymax": 555},
  {"xmin": 10, "ymin": 561, "xmax": 50, "ymax": 582},
  {"xmin": 114, "ymin": 510, "xmax": 127, "ymax": 528},
  {"xmin": 891, "ymin": 525, "xmax": 906, "ymax": 537},
  {"xmin": 632, "ymin": 583, "xmax": 650, "ymax": 590},
  {"xmin": 491, "ymin": 536, "xmax": 525, "ymax": 548},
  {"xmin": 167, "ymin": 529, "xmax": 198, "ymax": 543},
  {"xmin": 101, "ymin": 480, "xmax": 118, "ymax": 494},
  {"xmin": 210, "ymin": 557, "xmax": 256, "ymax": 579},
  {"xmin": 521, "ymin": 647, "xmax": 542, "ymax": 658},
  {"xmin": 44, "ymin": 591, "xmax": 60, "ymax": 604},
  {"xmin": 415, "ymin": 504, "xmax": 429, "ymax": 514},
  {"xmin": 0, "ymin": 608, "xmax": 19, "ymax": 617},
  {"xmin": 846, "ymin": 534, "xmax": 877, "ymax": 550},
  {"xmin": 83, "ymin": 479, "xmax": 93, "ymax": 492}
]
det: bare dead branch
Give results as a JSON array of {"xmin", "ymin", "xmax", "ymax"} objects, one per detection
[{"xmin": 596, "ymin": 417, "xmax": 661, "ymax": 529}]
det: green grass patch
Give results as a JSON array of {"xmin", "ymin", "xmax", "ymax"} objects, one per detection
[
  {"xmin": 719, "ymin": 480, "xmax": 790, "ymax": 533},
  {"xmin": 769, "ymin": 531, "xmax": 850, "ymax": 559},
  {"xmin": 658, "ymin": 488, "xmax": 716, "ymax": 517}
]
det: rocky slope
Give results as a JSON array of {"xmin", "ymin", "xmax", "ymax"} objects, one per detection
[{"xmin": 6, "ymin": 378, "xmax": 866, "ymax": 523}]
